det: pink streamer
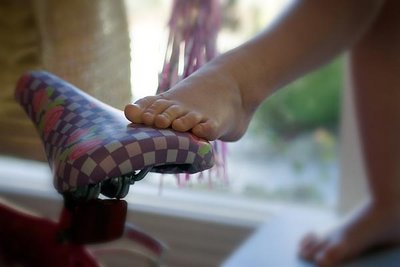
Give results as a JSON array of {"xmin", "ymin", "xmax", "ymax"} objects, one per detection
[{"xmin": 158, "ymin": 0, "xmax": 228, "ymax": 187}]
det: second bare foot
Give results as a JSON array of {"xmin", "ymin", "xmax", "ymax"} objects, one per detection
[{"xmin": 299, "ymin": 201, "xmax": 400, "ymax": 266}]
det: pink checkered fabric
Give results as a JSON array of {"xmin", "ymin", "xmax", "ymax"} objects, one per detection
[{"xmin": 15, "ymin": 71, "xmax": 214, "ymax": 193}]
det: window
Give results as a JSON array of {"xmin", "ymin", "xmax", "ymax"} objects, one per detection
[{"xmin": 125, "ymin": 0, "xmax": 344, "ymax": 217}]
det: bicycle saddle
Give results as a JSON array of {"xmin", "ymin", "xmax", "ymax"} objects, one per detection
[{"xmin": 15, "ymin": 71, "xmax": 214, "ymax": 200}]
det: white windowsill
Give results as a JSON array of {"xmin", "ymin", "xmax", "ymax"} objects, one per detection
[{"xmin": 0, "ymin": 156, "xmax": 290, "ymax": 228}]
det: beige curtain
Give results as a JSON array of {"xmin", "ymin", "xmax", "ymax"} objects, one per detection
[{"xmin": 0, "ymin": 0, "xmax": 131, "ymax": 160}]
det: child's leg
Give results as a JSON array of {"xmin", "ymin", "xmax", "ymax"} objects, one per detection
[
  {"xmin": 125, "ymin": 1, "xmax": 383, "ymax": 142},
  {"xmin": 299, "ymin": 0, "xmax": 400, "ymax": 265}
]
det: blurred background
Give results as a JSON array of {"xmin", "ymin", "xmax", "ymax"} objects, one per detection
[
  {"xmin": 0, "ymin": 0, "xmax": 342, "ymax": 209},
  {"xmin": 0, "ymin": 0, "xmax": 351, "ymax": 266},
  {"xmin": 126, "ymin": 0, "xmax": 342, "ymax": 209}
]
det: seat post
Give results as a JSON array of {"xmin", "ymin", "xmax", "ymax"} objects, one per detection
[{"xmin": 58, "ymin": 197, "xmax": 127, "ymax": 244}]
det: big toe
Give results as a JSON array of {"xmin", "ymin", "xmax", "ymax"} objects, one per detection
[
  {"xmin": 299, "ymin": 234, "xmax": 327, "ymax": 262},
  {"xmin": 124, "ymin": 104, "xmax": 143, "ymax": 123}
]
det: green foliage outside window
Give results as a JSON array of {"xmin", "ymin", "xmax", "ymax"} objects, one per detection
[{"xmin": 252, "ymin": 58, "xmax": 343, "ymax": 138}]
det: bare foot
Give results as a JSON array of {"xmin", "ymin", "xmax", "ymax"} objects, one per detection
[
  {"xmin": 299, "ymin": 201, "xmax": 400, "ymax": 266},
  {"xmin": 125, "ymin": 67, "xmax": 253, "ymax": 141}
]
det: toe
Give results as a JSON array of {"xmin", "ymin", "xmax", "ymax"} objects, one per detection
[
  {"xmin": 300, "ymin": 234, "xmax": 328, "ymax": 262},
  {"xmin": 299, "ymin": 233, "xmax": 320, "ymax": 260},
  {"xmin": 154, "ymin": 104, "xmax": 187, "ymax": 129},
  {"xmin": 154, "ymin": 114, "xmax": 172, "ymax": 129},
  {"xmin": 142, "ymin": 99, "xmax": 173, "ymax": 126},
  {"xmin": 315, "ymin": 242, "xmax": 347, "ymax": 267},
  {"xmin": 124, "ymin": 104, "xmax": 143, "ymax": 123},
  {"xmin": 131, "ymin": 96, "xmax": 161, "ymax": 125},
  {"xmin": 300, "ymin": 233, "xmax": 318, "ymax": 248},
  {"xmin": 134, "ymin": 95, "xmax": 160, "ymax": 108},
  {"xmin": 172, "ymin": 111, "xmax": 203, "ymax": 132}
]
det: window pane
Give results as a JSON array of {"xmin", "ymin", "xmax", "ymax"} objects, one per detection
[{"xmin": 125, "ymin": 0, "xmax": 340, "ymax": 210}]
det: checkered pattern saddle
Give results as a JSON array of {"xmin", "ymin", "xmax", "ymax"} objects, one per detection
[{"xmin": 15, "ymin": 71, "xmax": 214, "ymax": 194}]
